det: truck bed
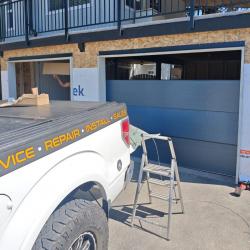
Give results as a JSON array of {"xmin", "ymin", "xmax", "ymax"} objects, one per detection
[
  {"xmin": 0, "ymin": 101, "xmax": 127, "ymax": 177},
  {"xmin": 0, "ymin": 101, "xmax": 104, "ymax": 133},
  {"xmin": 0, "ymin": 101, "xmax": 118, "ymax": 132}
]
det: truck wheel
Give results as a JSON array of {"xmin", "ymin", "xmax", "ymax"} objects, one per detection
[{"xmin": 33, "ymin": 199, "xmax": 108, "ymax": 250}]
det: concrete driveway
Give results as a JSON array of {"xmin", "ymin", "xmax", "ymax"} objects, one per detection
[{"xmin": 109, "ymin": 164, "xmax": 250, "ymax": 250}]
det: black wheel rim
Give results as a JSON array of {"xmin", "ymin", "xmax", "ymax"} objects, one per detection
[{"xmin": 69, "ymin": 232, "xmax": 96, "ymax": 250}]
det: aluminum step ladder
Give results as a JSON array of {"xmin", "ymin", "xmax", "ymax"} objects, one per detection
[{"xmin": 131, "ymin": 133, "xmax": 184, "ymax": 240}]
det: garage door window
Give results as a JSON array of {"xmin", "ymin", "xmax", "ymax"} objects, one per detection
[
  {"xmin": 106, "ymin": 59, "xmax": 183, "ymax": 80},
  {"xmin": 106, "ymin": 51, "xmax": 240, "ymax": 80}
]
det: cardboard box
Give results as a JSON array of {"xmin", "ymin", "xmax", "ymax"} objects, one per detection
[
  {"xmin": 15, "ymin": 93, "xmax": 50, "ymax": 106},
  {"xmin": 43, "ymin": 62, "xmax": 70, "ymax": 76},
  {"xmin": 0, "ymin": 92, "xmax": 50, "ymax": 107},
  {"xmin": 171, "ymin": 67, "xmax": 183, "ymax": 80},
  {"xmin": 32, "ymin": 87, "xmax": 38, "ymax": 95}
]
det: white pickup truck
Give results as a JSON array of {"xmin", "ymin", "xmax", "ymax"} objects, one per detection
[{"xmin": 0, "ymin": 101, "xmax": 133, "ymax": 250}]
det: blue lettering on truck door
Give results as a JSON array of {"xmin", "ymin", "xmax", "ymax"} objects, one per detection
[{"xmin": 73, "ymin": 85, "xmax": 85, "ymax": 96}]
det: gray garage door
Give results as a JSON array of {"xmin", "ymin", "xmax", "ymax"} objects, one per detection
[{"xmin": 107, "ymin": 80, "xmax": 240, "ymax": 176}]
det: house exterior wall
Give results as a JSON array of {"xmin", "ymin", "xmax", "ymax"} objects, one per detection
[
  {"xmin": 1, "ymin": 28, "xmax": 250, "ymax": 72},
  {"xmin": 1, "ymin": 27, "xmax": 250, "ymax": 101}
]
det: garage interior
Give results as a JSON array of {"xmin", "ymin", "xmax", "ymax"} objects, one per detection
[
  {"xmin": 15, "ymin": 60, "xmax": 70, "ymax": 100},
  {"xmin": 106, "ymin": 50, "xmax": 241, "ymax": 176}
]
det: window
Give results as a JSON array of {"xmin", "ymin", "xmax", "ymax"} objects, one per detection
[
  {"xmin": 126, "ymin": 0, "xmax": 160, "ymax": 11},
  {"xmin": 49, "ymin": 0, "xmax": 63, "ymax": 11},
  {"xmin": 160, "ymin": 64, "xmax": 183, "ymax": 80},
  {"xmin": 49, "ymin": 0, "xmax": 90, "ymax": 11},
  {"xmin": 150, "ymin": 0, "xmax": 160, "ymax": 12},
  {"xmin": 69, "ymin": 0, "xmax": 90, "ymax": 7},
  {"xmin": 106, "ymin": 59, "xmax": 158, "ymax": 80},
  {"xmin": 125, "ymin": 0, "xmax": 140, "ymax": 10},
  {"xmin": 130, "ymin": 63, "xmax": 156, "ymax": 79},
  {"xmin": 106, "ymin": 58, "xmax": 185, "ymax": 81}
]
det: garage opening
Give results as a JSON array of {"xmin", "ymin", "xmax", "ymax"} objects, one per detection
[
  {"xmin": 106, "ymin": 50, "xmax": 241, "ymax": 176},
  {"xmin": 15, "ymin": 60, "xmax": 70, "ymax": 100}
]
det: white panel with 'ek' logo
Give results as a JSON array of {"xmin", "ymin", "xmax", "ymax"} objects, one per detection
[{"xmin": 71, "ymin": 68, "xmax": 99, "ymax": 102}]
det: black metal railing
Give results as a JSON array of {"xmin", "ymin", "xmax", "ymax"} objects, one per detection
[
  {"xmin": 122, "ymin": 0, "xmax": 189, "ymax": 21},
  {"xmin": 0, "ymin": 0, "xmax": 26, "ymax": 39},
  {"xmin": 0, "ymin": 0, "xmax": 250, "ymax": 42}
]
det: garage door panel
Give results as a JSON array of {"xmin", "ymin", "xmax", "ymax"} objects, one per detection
[
  {"xmin": 127, "ymin": 105, "xmax": 238, "ymax": 145},
  {"xmin": 107, "ymin": 78, "xmax": 239, "ymax": 176},
  {"xmin": 107, "ymin": 80, "xmax": 240, "ymax": 112},
  {"xmin": 173, "ymin": 138, "xmax": 237, "ymax": 176}
]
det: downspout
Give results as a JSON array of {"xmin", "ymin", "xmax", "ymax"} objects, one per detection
[
  {"xmin": 28, "ymin": 0, "xmax": 36, "ymax": 36},
  {"xmin": 24, "ymin": 0, "xmax": 30, "ymax": 46}
]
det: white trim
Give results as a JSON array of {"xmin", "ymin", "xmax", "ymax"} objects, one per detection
[
  {"xmin": 236, "ymin": 48, "xmax": 245, "ymax": 184},
  {"xmin": 98, "ymin": 57, "xmax": 106, "ymax": 101},
  {"xmin": 69, "ymin": 56, "xmax": 73, "ymax": 101},
  {"xmin": 1, "ymin": 71, "xmax": 9, "ymax": 100},
  {"xmin": 6, "ymin": 62, "xmax": 16, "ymax": 98}
]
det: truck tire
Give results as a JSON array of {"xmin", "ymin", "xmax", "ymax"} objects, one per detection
[{"xmin": 33, "ymin": 199, "xmax": 108, "ymax": 250}]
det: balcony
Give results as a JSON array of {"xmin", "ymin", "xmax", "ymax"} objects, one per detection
[{"xmin": 0, "ymin": 0, "xmax": 250, "ymax": 44}]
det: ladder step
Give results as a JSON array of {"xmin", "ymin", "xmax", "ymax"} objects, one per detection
[
  {"xmin": 150, "ymin": 192, "xmax": 181, "ymax": 202},
  {"xmin": 148, "ymin": 178, "xmax": 178, "ymax": 186},
  {"xmin": 143, "ymin": 164, "xmax": 171, "ymax": 177},
  {"xmin": 148, "ymin": 178, "xmax": 169, "ymax": 186},
  {"xmin": 134, "ymin": 216, "xmax": 168, "ymax": 229},
  {"xmin": 150, "ymin": 192, "xmax": 169, "ymax": 201},
  {"xmin": 148, "ymin": 177, "xmax": 172, "ymax": 186}
]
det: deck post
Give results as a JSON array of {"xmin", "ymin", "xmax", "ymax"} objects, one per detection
[
  {"xmin": 64, "ymin": 0, "xmax": 69, "ymax": 41},
  {"xmin": 190, "ymin": 0, "xmax": 195, "ymax": 30},
  {"xmin": 117, "ymin": 0, "xmax": 121, "ymax": 34},
  {"xmin": 24, "ymin": 0, "xmax": 30, "ymax": 45}
]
